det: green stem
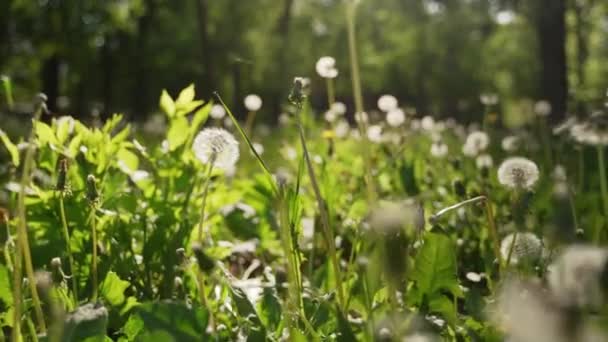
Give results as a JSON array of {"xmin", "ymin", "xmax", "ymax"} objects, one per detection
[
  {"xmin": 59, "ymin": 195, "xmax": 78, "ymax": 303},
  {"xmin": 244, "ymin": 111, "xmax": 257, "ymax": 138},
  {"xmin": 13, "ymin": 105, "xmax": 47, "ymax": 340},
  {"xmin": 362, "ymin": 273, "xmax": 374, "ymax": 340},
  {"xmin": 505, "ymin": 232, "xmax": 518, "ymax": 268},
  {"xmin": 346, "ymin": 1, "xmax": 375, "ymax": 205},
  {"xmin": 90, "ymin": 210, "xmax": 98, "ymax": 301},
  {"xmin": 326, "ymin": 78, "xmax": 335, "ymax": 108},
  {"xmin": 597, "ymin": 146, "xmax": 608, "ymax": 243},
  {"xmin": 198, "ymin": 161, "xmax": 215, "ymax": 242},
  {"xmin": 483, "ymin": 198, "xmax": 503, "ymax": 275},
  {"xmin": 195, "ymin": 270, "xmax": 215, "ymax": 332},
  {"xmin": 296, "ymin": 120, "xmax": 345, "ymax": 311}
]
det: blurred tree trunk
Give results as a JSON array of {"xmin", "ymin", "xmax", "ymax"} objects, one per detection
[
  {"xmin": 271, "ymin": 0, "xmax": 294, "ymax": 119},
  {"xmin": 572, "ymin": 0, "xmax": 593, "ymax": 115},
  {"xmin": 41, "ymin": 53, "xmax": 60, "ymax": 113},
  {"xmin": 533, "ymin": 0, "xmax": 568, "ymax": 122},
  {"xmin": 195, "ymin": 0, "xmax": 214, "ymax": 97},
  {"xmin": 132, "ymin": 0, "xmax": 156, "ymax": 121},
  {"xmin": 101, "ymin": 34, "xmax": 114, "ymax": 121}
]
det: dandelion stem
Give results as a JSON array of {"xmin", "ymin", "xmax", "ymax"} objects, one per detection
[
  {"xmin": 195, "ymin": 270, "xmax": 215, "ymax": 332},
  {"xmin": 59, "ymin": 194, "xmax": 78, "ymax": 303},
  {"xmin": 346, "ymin": 1, "xmax": 376, "ymax": 205},
  {"xmin": 198, "ymin": 161, "xmax": 215, "ymax": 242},
  {"xmin": 13, "ymin": 104, "xmax": 47, "ymax": 340},
  {"xmin": 596, "ymin": 146, "xmax": 608, "ymax": 243},
  {"xmin": 90, "ymin": 210, "xmax": 98, "ymax": 302},
  {"xmin": 244, "ymin": 110, "xmax": 257, "ymax": 138},
  {"xmin": 326, "ymin": 78, "xmax": 335, "ymax": 108}
]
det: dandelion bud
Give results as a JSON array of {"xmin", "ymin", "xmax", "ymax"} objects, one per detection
[
  {"xmin": 176, "ymin": 247, "xmax": 187, "ymax": 265},
  {"xmin": 288, "ymin": 77, "xmax": 307, "ymax": 107},
  {"xmin": 56, "ymin": 158, "xmax": 69, "ymax": 193},
  {"xmin": 86, "ymin": 174, "xmax": 100, "ymax": 206},
  {"xmin": 500, "ymin": 232, "xmax": 543, "ymax": 266},
  {"xmin": 51, "ymin": 257, "xmax": 62, "ymax": 268},
  {"xmin": 191, "ymin": 242, "xmax": 215, "ymax": 273}
]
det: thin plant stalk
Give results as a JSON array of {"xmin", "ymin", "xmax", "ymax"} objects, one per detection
[
  {"xmin": 295, "ymin": 119, "xmax": 345, "ymax": 311},
  {"xmin": 346, "ymin": 1, "xmax": 375, "ymax": 204},
  {"xmin": 195, "ymin": 270, "xmax": 214, "ymax": 332},
  {"xmin": 244, "ymin": 110, "xmax": 257, "ymax": 137},
  {"xmin": 197, "ymin": 160, "xmax": 215, "ymax": 242},
  {"xmin": 13, "ymin": 103, "xmax": 47, "ymax": 341},
  {"xmin": 90, "ymin": 210, "xmax": 98, "ymax": 301},
  {"xmin": 597, "ymin": 146, "xmax": 608, "ymax": 243},
  {"xmin": 59, "ymin": 194, "xmax": 78, "ymax": 302},
  {"xmin": 326, "ymin": 78, "xmax": 335, "ymax": 108}
]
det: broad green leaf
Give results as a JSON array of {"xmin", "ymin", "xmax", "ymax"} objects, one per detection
[
  {"xmin": 411, "ymin": 233, "xmax": 459, "ymax": 297},
  {"xmin": 167, "ymin": 116, "xmax": 189, "ymax": 151},
  {"xmin": 123, "ymin": 314, "xmax": 144, "ymax": 340},
  {"xmin": 35, "ymin": 120, "xmax": 57, "ymax": 145},
  {"xmin": 102, "ymin": 114, "xmax": 124, "ymax": 134},
  {"xmin": 0, "ymin": 129, "xmax": 19, "ymax": 166},
  {"xmin": 117, "ymin": 147, "xmax": 139, "ymax": 174},
  {"xmin": 336, "ymin": 306, "xmax": 357, "ymax": 342},
  {"xmin": 0, "ymin": 264, "xmax": 13, "ymax": 307},
  {"xmin": 160, "ymin": 89, "xmax": 175, "ymax": 117},
  {"xmin": 257, "ymin": 288, "xmax": 281, "ymax": 332},
  {"xmin": 189, "ymin": 102, "xmax": 211, "ymax": 136},
  {"xmin": 175, "ymin": 84, "xmax": 195, "ymax": 108},
  {"xmin": 132, "ymin": 301, "xmax": 208, "ymax": 341},
  {"xmin": 429, "ymin": 295, "xmax": 457, "ymax": 325},
  {"xmin": 100, "ymin": 271, "xmax": 130, "ymax": 307}
]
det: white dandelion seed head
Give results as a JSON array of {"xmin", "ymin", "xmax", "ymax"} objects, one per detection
[
  {"xmin": 368, "ymin": 199, "xmax": 424, "ymax": 235},
  {"xmin": 315, "ymin": 56, "xmax": 338, "ymax": 79},
  {"xmin": 386, "ymin": 108, "xmax": 406, "ymax": 127},
  {"xmin": 547, "ymin": 245, "xmax": 608, "ymax": 309},
  {"xmin": 553, "ymin": 117, "xmax": 577, "ymax": 136},
  {"xmin": 569, "ymin": 111, "xmax": 608, "ymax": 146},
  {"xmin": 501, "ymin": 135, "xmax": 521, "ymax": 152},
  {"xmin": 192, "ymin": 128, "xmax": 239, "ymax": 171},
  {"xmin": 283, "ymin": 146, "xmax": 298, "ymax": 161},
  {"xmin": 223, "ymin": 117, "xmax": 234, "ymax": 128},
  {"xmin": 252, "ymin": 142, "xmax": 264, "ymax": 156},
  {"xmin": 480, "ymin": 93, "xmax": 499, "ymax": 106},
  {"xmin": 497, "ymin": 157, "xmax": 540, "ymax": 189},
  {"xmin": 244, "ymin": 94, "xmax": 262, "ymax": 112},
  {"xmin": 421, "ymin": 116, "xmax": 435, "ymax": 131},
  {"xmin": 355, "ymin": 111, "xmax": 369, "ymax": 123},
  {"xmin": 430, "ymin": 142, "xmax": 448, "ymax": 158},
  {"xmin": 334, "ymin": 120, "xmax": 350, "ymax": 138},
  {"xmin": 210, "ymin": 104, "xmax": 226, "ymax": 120},
  {"xmin": 331, "ymin": 101, "xmax": 347, "ymax": 115},
  {"xmin": 466, "ymin": 272, "xmax": 482, "ymax": 283},
  {"xmin": 534, "ymin": 100, "xmax": 552, "ymax": 117},
  {"xmin": 463, "ymin": 131, "xmax": 490, "ymax": 157},
  {"xmin": 324, "ymin": 110, "xmax": 338, "ymax": 123},
  {"xmin": 500, "ymin": 232, "xmax": 543, "ymax": 265},
  {"xmin": 475, "ymin": 154, "xmax": 493, "ymax": 169},
  {"xmin": 367, "ymin": 125, "xmax": 383, "ymax": 143},
  {"xmin": 377, "ymin": 94, "xmax": 399, "ymax": 112},
  {"xmin": 278, "ymin": 112, "xmax": 291, "ymax": 126}
]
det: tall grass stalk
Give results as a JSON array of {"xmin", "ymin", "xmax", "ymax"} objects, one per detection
[
  {"xmin": 90, "ymin": 211, "xmax": 98, "ymax": 301},
  {"xmin": 197, "ymin": 160, "xmax": 215, "ymax": 242},
  {"xmin": 345, "ymin": 1, "xmax": 376, "ymax": 204},
  {"xmin": 326, "ymin": 78, "xmax": 335, "ymax": 108},
  {"xmin": 295, "ymin": 116, "xmax": 345, "ymax": 311},
  {"xmin": 12, "ymin": 102, "xmax": 48, "ymax": 341}
]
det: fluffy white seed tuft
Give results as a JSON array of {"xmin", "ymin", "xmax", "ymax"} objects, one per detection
[
  {"xmin": 192, "ymin": 128, "xmax": 239, "ymax": 171},
  {"xmin": 497, "ymin": 157, "xmax": 539, "ymax": 189}
]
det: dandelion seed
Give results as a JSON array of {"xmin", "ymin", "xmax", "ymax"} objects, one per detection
[
  {"xmin": 553, "ymin": 117, "xmax": 577, "ymax": 136},
  {"xmin": 421, "ymin": 116, "xmax": 435, "ymax": 131},
  {"xmin": 210, "ymin": 104, "xmax": 226, "ymax": 120},
  {"xmin": 497, "ymin": 157, "xmax": 539, "ymax": 189},
  {"xmin": 475, "ymin": 154, "xmax": 493, "ymax": 169},
  {"xmin": 367, "ymin": 125, "xmax": 383, "ymax": 143},
  {"xmin": 315, "ymin": 56, "xmax": 338, "ymax": 79},
  {"xmin": 331, "ymin": 102, "xmax": 347, "ymax": 115},
  {"xmin": 252, "ymin": 142, "xmax": 264, "ymax": 156},
  {"xmin": 430, "ymin": 142, "xmax": 448, "ymax": 158},
  {"xmin": 570, "ymin": 110, "xmax": 608, "ymax": 146},
  {"xmin": 480, "ymin": 93, "xmax": 499, "ymax": 106},
  {"xmin": 324, "ymin": 110, "xmax": 338, "ymax": 123},
  {"xmin": 534, "ymin": 100, "xmax": 552, "ymax": 117},
  {"xmin": 354, "ymin": 111, "xmax": 368, "ymax": 123},
  {"xmin": 501, "ymin": 135, "xmax": 521, "ymax": 152},
  {"xmin": 386, "ymin": 108, "xmax": 405, "ymax": 127},
  {"xmin": 244, "ymin": 94, "xmax": 262, "ymax": 112},
  {"xmin": 547, "ymin": 245, "xmax": 608, "ymax": 309},
  {"xmin": 192, "ymin": 128, "xmax": 239, "ymax": 171},
  {"xmin": 466, "ymin": 272, "xmax": 482, "ymax": 283},
  {"xmin": 368, "ymin": 199, "xmax": 424, "ymax": 235},
  {"xmin": 334, "ymin": 120, "xmax": 350, "ymax": 138},
  {"xmin": 377, "ymin": 94, "xmax": 398, "ymax": 112},
  {"xmin": 500, "ymin": 232, "xmax": 543, "ymax": 265},
  {"xmin": 462, "ymin": 131, "xmax": 490, "ymax": 157},
  {"xmin": 278, "ymin": 113, "xmax": 290, "ymax": 126}
]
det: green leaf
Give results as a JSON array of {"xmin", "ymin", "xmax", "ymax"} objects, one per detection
[
  {"xmin": 257, "ymin": 288, "xmax": 281, "ymax": 332},
  {"xmin": 100, "ymin": 271, "xmax": 130, "ymax": 307},
  {"xmin": 160, "ymin": 90, "xmax": 175, "ymax": 117},
  {"xmin": 429, "ymin": 295, "xmax": 457, "ymax": 325},
  {"xmin": 117, "ymin": 147, "xmax": 139, "ymax": 174},
  {"xmin": 175, "ymin": 84, "xmax": 195, "ymax": 108},
  {"xmin": 336, "ymin": 306, "xmax": 357, "ymax": 342},
  {"xmin": 189, "ymin": 102, "xmax": 211, "ymax": 136},
  {"xmin": 132, "ymin": 301, "xmax": 208, "ymax": 341},
  {"xmin": 167, "ymin": 116, "xmax": 189, "ymax": 151},
  {"xmin": 0, "ymin": 129, "xmax": 19, "ymax": 166},
  {"xmin": 35, "ymin": 120, "xmax": 57, "ymax": 146},
  {"xmin": 411, "ymin": 233, "xmax": 459, "ymax": 297},
  {"xmin": 0, "ymin": 264, "xmax": 13, "ymax": 308},
  {"xmin": 123, "ymin": 314, "xmax": 144, "ymax": 340}
]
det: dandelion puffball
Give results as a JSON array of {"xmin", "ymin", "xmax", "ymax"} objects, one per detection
[
  {"xmin": 462, "ymin": 131, "xmax": 490, "ymax": 157},
  {"xmin": 192, "ymin": 128, "xmax": 239, "ymax": 171},
  {"xmin": 331, "ymin": 102, "xmax": 347, "ymax": 115},
  {"xmin": 534, "ymin": 100, "xmax": 552, "ymax": 117},
  {"xmin": 377, "ymin": 95, "xmax": 398, "ymax": 112},
  {"xmin": 500, "ymin": 232, "xmax": 543, "ymax": 265},
  {"xmin": 497, "ymin": 157, "xmax": 539, "ymax": 189},
  {"xmin": 430, "ymin": 142, "xmax": 448, "ymax": 158},
  {"xmin": 386, "ymin": 108, "xmax": 405, "ymax": 127},
  {"xmin": 244, "ymin": 94, "xmax": 262, "ymax": 112},
  {"xmin": 210, "ymin": 104, "xmax": 226, "ymax": 120},
  {"xmin": 367, "ymin": 125, "xmax": 383, "ymax": 143},
  {"xmin": 315, "ymin": 56, "xmax": 338, "ymax": 79}
]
